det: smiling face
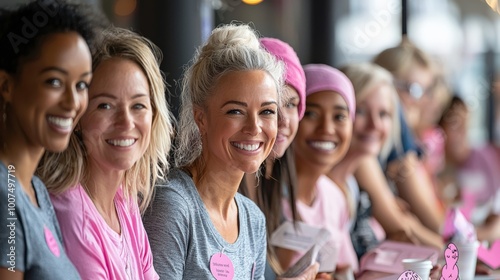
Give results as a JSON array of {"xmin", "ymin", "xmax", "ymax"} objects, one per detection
[
  {"xmin": 80, "ymin": 57, "xmax": 152, "ymax": 173},
  {"xmin": 195, "ymin": 70, "xmax": 278, "ymax": 174},
  {"xmin": 272, "ymin": 85, "xmax": 300, "ymax": 158},
  {"xmin": 351, "ymin": 83, "xmax": 394, "ymax": 156},
  {"xmin": 2, "ymin": 32, "xmax": 91, "ymax": 152},
  {"xmin": 293, "ymin": 91, "xmax": 352, "ymax": 174}
]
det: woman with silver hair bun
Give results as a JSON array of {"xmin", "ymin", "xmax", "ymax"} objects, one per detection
[{"xmin": 143, "ymin": 23, "xmax": 284, "ymax": 279}]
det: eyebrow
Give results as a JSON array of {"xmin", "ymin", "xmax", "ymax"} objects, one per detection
[
  {"xmin": 221, "ymin": 100, "xmax": 278, "ymax": 108},
  {"xmin": 306, "ymin": 103, "xmax": 349, "ymax": 111},
  {"xmin": 90, "ymin": 93, "xmax": 148, "ymax": 101},
  {"xmin": 334, "ymin": 105, "xmax": 349, "ymax": 111},
  {"xmin": 40, "ymin": 66, "xmax": 91, "ymax": 78}
]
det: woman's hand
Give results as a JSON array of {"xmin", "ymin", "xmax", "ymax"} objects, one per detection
[{"xmin": 315, "ymin": 272, "xmax": 333, "ymax": 279}]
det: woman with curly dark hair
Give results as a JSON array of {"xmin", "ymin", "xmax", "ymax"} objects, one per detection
[{"xmin": 0, "ymin": 0, "xmax": 97, "ymax": 279}]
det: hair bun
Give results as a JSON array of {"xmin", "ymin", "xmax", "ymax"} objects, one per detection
[{"xmin": 200, "ymin": 24, "xmax": 260, "ymax": 58}]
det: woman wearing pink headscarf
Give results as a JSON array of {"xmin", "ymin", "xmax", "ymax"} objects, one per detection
[{"xmin": 279, "ymin": 64, "xmax": 357, "ymax": 279}]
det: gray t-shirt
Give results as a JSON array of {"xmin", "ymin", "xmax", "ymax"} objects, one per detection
[
  {"xmin": 143, "ymin": 169, "xmax": 266, "ymax": 279},
  {"xmin": 0, "ymin": 162, "xmax": 80, "ymax": 279}
]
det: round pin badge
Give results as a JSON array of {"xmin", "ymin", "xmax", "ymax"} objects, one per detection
[{"xmin": 210, "ymin": 252, "xmax": 234, "ymax": 280}]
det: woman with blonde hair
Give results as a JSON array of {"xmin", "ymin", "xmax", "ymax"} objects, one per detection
[
  {"xmin": 37, "ymin": 27, "xmax": 173, "ymax": 279},
  {"xmin": 143, "ymin": 23, "xmax": 283, "ymax": 279},
  {"xmin": 330, "ymin": 64, "xmax": 443, "ymax": 277},
  {"xmin": 372, "ymin": 40, "xmax": 445, "ymax": 234},
  {"xmin": 328, "ymin": 63, "xmax": 402, "ymax": 259}
]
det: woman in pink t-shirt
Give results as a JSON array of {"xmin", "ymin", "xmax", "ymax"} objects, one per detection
[
  {"xmin": 278, "ymin": 64, "xmax": 356, "ymax": 278},
  {"xmin": 438, "ymin": 96, "xmax": 500, "ymax": 242},
  {"xmin": 37, "ymin": 27, "xmax": 174, "ymax": 280}
]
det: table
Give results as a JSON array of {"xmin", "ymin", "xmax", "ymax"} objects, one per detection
[{"xmin": 374, "ymin": 271, "xmax": 500, "ymax": 280}]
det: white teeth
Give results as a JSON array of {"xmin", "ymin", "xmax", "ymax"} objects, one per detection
[
  {"xmin": 48, "ymin": 116, "xmax": 73, "ymax": 129},
  {"xmin": 232, "ymin": 143, "xmax": 259, "ymax": 151},
  {"xmin": 107, "ymin": 139, "xmax": 135, "ymax": 147},
  {"xmin": 310, "ymin": 141, "xmax": 336, "ymax": 151}
]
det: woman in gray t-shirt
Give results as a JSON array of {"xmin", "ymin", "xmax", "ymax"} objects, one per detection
[
  {"xmin": 0, "ymin": 1, "xmax": 96, "ymax": 279},
  {"xmin": 143, "ymin": 23, "xmax": 284, "ymax": 280}
]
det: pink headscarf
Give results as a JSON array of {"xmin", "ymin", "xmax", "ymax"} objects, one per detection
[
  {"xmin": 260, "ymin": 38, "xmax": 306, "ymax": 120},
  {"xmin": 303, "ymin": 64, "xmax": 356, "ymax": 120}
]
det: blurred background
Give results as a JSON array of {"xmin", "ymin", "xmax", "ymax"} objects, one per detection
[{"xmin": 3, "ymin": 0, "xmax": 500, "ymax": 147}]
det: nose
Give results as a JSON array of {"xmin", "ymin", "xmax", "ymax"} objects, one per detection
[
  {"xmin": 242, "ymin": 114, "xmax": 262, "ymax": 136},
  {"xmin": 278, "ymin": 112, "xmax": 290, "ymax": 129},
  {"xmin": 367, "ymin": 112, "xmax": 381, "ymax": 131},
  {"xmin": 319, "ymin": 115, "xmax": 335, "ymax": 135},
  {"xmin": 115, "ymin": 107, "xmax": 134, "ymax": 130},
  {"xmin": 61, "ymin": 86, "xmax": 79, "ymax": 111}
]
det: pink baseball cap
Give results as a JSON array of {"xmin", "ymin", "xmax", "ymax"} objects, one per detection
[
  {"xmin": 260, "ymin": 37, "xmax": 306, "ymax": 120},
  {"xmin": 303, "ymin": 64, "xmax": 356, "ymax": 120}
]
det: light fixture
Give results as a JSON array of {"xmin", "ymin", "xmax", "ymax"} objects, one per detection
[
  {"xmin": 242, "ymin": 0, "xmax": 263, "ymax": 5},
  {"xmin": 114, "ymin": 0, "xmax": 136, "ymax": 17},
  {"xmin": 486, "ymin": 0, "xmax": 500, "ymax": 14}
]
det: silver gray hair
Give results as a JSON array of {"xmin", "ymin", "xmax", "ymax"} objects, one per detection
[{"xmin": 175, "ymin": 23, "xmax": 285, "ymax": 168}]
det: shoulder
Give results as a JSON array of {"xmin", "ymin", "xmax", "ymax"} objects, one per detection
[
  {"xmin": 144, "ymin": 169, "xmax": 195, "ymax": 222},
  {"xmin": 151, "ymin": 169, "xmax": 195, "ymax": 204},
  {"xmin": 50, "ymin": 185, "xmax": 87, "ymax": 229},
  {"xmin": 150, "ymin": 168, "xmax": 203, "ymax": 212},
  {"xmin": 50, "ymin": 184, "xmax": 86, "ymax": 208},
  {"xmin": 155, "ymin": 169, "xmax": 193, "ymax": 194}
]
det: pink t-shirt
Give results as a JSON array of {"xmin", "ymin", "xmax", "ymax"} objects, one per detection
[
  {"xmin": 457, "ymin": 144, "xmax": 500, "ymax": 224},
  {"xmin": 51, "ymin": 184, "xmax": 159, "ymax": 280},
  {"xmin": 283, "ymin": 175, "xmax": 359, "ymax": 272}
]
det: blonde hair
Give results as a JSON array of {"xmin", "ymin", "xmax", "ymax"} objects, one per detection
[
  {"xmin": 373, "ymin": 39, "xmax": 434, "ymax": 79},
  {"xmin": 341, "ymin": 62, "xmax": 401, "ymax": 162},
  {"xmin": 175, "ymin": 23, "xmax": 284, "ymax": 169},
  {"xmin": 38, "ymin": 27, "xmax": 174, "ymax": 213}
]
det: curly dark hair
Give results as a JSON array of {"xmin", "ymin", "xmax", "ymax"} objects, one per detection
[{"xmin": 0, "ymin": 0, "xmax": 104, "ymax": 74}]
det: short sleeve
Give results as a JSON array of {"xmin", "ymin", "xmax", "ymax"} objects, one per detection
[{"xmin": 142, "ymin": 184, "xmax": 191, "ymax": 280}]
